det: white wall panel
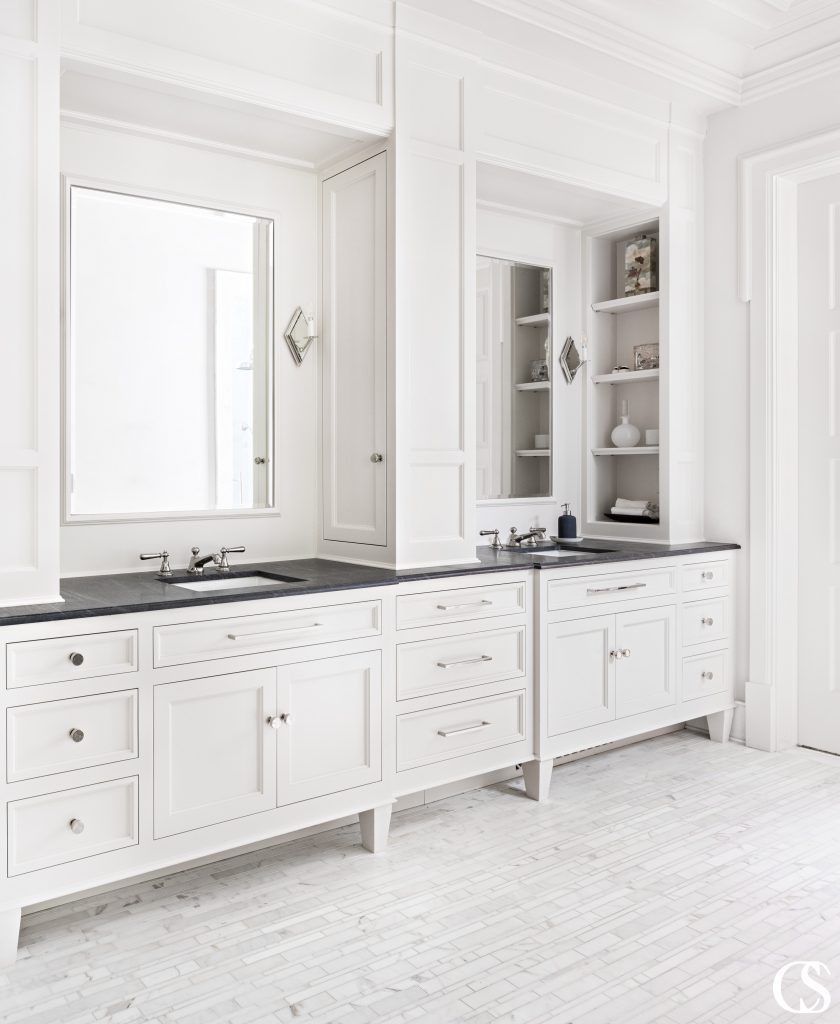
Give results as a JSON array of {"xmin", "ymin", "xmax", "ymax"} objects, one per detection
[
  {"xmin": 61, "ymin": 0, "xmax": 394, "ymax": 136},
  {"xmin": 0, "ymin": 0, "xmax": 61, "ymax": 606}
]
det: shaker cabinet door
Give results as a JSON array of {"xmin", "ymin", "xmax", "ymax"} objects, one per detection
[
  {"xmin": 276, "ymin": 652, "xmax": 382, "ymax": 805},
  {"xmin": 546, "ymin": 615, "xmax": 615, "ymax": 735},
  {"xmin": 322, "ymin": 152, "xmax": 387, "ymax": 546},
  {"xmin": 614, "ymin": 606, "xmax": 677, "ymax": 717},
  {"xmin": 154, "ymin": 668, "xmax": 277, "ymax": 837}
]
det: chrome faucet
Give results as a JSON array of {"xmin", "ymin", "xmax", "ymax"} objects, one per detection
[
  {"xmin": 506, "ymin": 527, "xmax": 539, "ymax": 548},
  {"xmin": 187, "ymin": 545, "xmax": 247, "ymax": 575}
]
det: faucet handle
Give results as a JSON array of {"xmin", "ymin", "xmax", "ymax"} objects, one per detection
[
  {"xmin": 140, "ymin": 551, "xmax": 173, "ymax": 577},
  {"xmin": 479, "ymin": 529, "xmax": 501, "ymax": 549},
  {"xmin": 217, "ymin": 545, "xmax": 246, "ymax": 572}
]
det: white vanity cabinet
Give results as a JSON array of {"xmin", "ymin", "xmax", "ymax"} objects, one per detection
[{"xmin": 523, "ymin": 552, "xmax": 736, "ymax": 801}]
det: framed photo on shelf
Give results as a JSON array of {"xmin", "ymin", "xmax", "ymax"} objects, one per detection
[{"xmin": 633, "ymin": 343, "xmax": 659, "ymax": 371}]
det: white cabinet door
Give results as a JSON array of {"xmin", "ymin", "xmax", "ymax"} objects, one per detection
[
  {"xmin": 154, "ymin": 669, "xmax": 277, "ymax": 838},
  {"xmin": 614, "ymin": 606, "xmax": 676, "ymax": 717},
  {"xmin": 547, "ymin": 615, "xmax": 615, "ymax": 735},
  {"xmin": 277, "ymin": 652, "xmax": 382, "ymax": 805},
  {"xmin": 322, "ymin": 152, "xmax": 387, "ymax": 546}
]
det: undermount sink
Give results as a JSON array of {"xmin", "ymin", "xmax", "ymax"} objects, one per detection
[
  {"xmin": 169, "ymin": 573, "xmax": 304, "ymax": 592},
  {"xmin": 530, "ymin": 544, "xmax": 617, "ymax": 558}
]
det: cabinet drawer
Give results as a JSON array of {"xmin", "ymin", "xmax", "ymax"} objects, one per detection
[
  {"xmin": 682, "ymin": 561, "xmax": 729, "ymax": 593},
  {"xmin": 397, "ymin": 690, "xmax": 525, "ymax": 771},
  {"xmin": 154, "ymin": 600, "xmax": 381, "ymax": 668},
  {"xmin": 682, "ymin": 650, "xmax": 727, "ymax": 701},
  {"xmin": 7, "ymin": 776, "xmax": 139, "ymax": 876},
  {"xmin": 546, "ymin": 567, "xmax": 676, "ymax": 612},
  {"xmin": 397, "ymin": 626, "xmax": 526, "ymax": 701},
  {"xmin": 7, "ymin": 690, "xmax": 138, "ymax": 783},
  {"xmin": 396, "ymin": 580, "xmax": 526, "ymax": 630},
  {"xmin": 682, "ymin": 598, "xmax": 728, "ymax": 646},
  {"xmin": 6, "ymin": 630, "xmax": 138, "ymax": 689}
]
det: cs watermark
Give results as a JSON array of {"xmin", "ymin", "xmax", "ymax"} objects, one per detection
[{"xmin": 773, "ymin": 961, "xmax": 832, "ymax": 1015}]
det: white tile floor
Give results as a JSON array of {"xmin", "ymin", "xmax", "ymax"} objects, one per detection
[{"xmin": 3, "ymin": 732, "xmax": 840, "ymax": 1024}]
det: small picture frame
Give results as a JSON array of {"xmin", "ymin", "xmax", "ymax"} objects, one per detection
[{"xmin": 633, "ymin": 343, "xmax": 659, "ymax": 371}]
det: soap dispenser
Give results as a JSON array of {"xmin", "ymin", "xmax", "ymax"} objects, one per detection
[{"xmin": 557, "ymin": 503, "xmax": 577, "ymax": 540}]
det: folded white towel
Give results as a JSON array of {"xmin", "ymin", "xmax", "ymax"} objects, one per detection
[
  {"xmin": 614, "ymin": 498, "xmax": 651, "ymax": 510},
  {"xmin": 611, "ymin": 506, "xmax": 656, "ymax": 517}
]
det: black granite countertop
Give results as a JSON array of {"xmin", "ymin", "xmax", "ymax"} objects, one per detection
[{"xmin": 0, "ymin": 540, "xmax": 739, "ymax": 627}]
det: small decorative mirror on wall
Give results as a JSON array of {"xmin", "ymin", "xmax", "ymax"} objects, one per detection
[
  {"xmin": 284, "ymin": 306, "xmax": 316, "ymax": 365},
  {"xmin": 560, "ymin": 335, "xmax": 583, "ymax": 383}
]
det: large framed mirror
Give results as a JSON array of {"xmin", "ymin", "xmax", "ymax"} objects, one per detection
[
  {"xmin": 476, "ymin": 256, "xmax": 552, "ymax": 501},
  {"xmin": 65, "ymin": 183, "xmax": 274, "ymax": 521}
]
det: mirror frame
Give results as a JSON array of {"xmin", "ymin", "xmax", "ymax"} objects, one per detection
[{"xmin": 61, "ymin": 175, "xmax": 279, "ymax": 525}]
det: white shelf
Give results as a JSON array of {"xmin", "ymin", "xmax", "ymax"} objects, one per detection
[
  {"xmin": 514, "ymin": 381, "xmax": 551, "ymax": 391},
  {"xmin": 591, "ymin": 446, "xmax": 659, "ymax": 456},
  {"xmin": 591, "ymin": 369, "xmax": 660, "ymax": 385},
  {"xmin": 591, "ymin": 292, "xmax": 659, "ymax": 314},
  {"xmin": 516, "ymin": 449, "xmax": 550, "ymax": 457},
  {"xmin": 515, "ymin": 312, "xmax": 551, "ymax": 326}
]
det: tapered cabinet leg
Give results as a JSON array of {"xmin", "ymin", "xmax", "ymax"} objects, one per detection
[
  {"xmin": 359, "ymin": 803, "xmax": 393, "ymax": 853},
  {"xmin": 707, "ymin": 708, "xmax": 734, "ymax": 744},
  {"xmin": 522, "ymin": 757, "xmax": 553, "ymax": 801},
  {"xmin": 0, "ymin": 908, "xmax": 21, "ymax": 967}
]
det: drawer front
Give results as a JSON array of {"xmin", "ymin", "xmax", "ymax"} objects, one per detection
[
  {"xmin": 397, "ymin": 626, "xmax": 526, "ymax": 701},
  {"xmin": 396, "ymin": 580, "xmax": 526, "ymax": 630},
  {"xmin": 682, "ymin": 561, "xmax": 729, "ymax": 593},
  {"xmin": 682, "ymin": 650, "xmax": 727, "ymax": 701},
  {"xmin": 7, "ymin": 690, "xmax": 138, "ymax": 783},
  {"xmin": 154, "ymin": 600, "xmax": 381, "ymax": 668},
  {"xmin": 8, "ymin": 776, "xmax": 139, "ymax": 876},
  {"xmin": 546, "ymin": 567, "xmax": 676, "ymax": 612},
  {"xmin": 682, "ymin": 598, "xmax": 728, "ymax": 647},
  {"xmin": 397, "ymin": 690, "xmax": 526, "ymax": 771},
  {"xmin": 6, "ymin": 630, "xmax": 138, "ymax": 689}
]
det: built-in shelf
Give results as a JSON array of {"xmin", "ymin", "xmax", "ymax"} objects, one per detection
[
  {"xmin": 591, "ymin": 292, "xmax": 660, "ymax": 314},
  {"xmin": 591, "ymin": 446, "xmax": 660, "ymax": 456},
  {"xmin": 591, "ymin": 369, "xmax": 660, "ymax": 385},
  {"xmin": 514, "ymin": 381, "xmax": 551, "ymax": 391},
  {"xmin": 516, "ymin": 449, "xmax": 550, "ymax": 457},
  {"xmin": 515, "ymin": 312, "xmax": 551, "ymax": 326}
]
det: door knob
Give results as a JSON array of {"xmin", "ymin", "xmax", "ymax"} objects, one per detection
[{"xmin": 370, "ymin": 453, "xmax": 384, "ymax": 463}]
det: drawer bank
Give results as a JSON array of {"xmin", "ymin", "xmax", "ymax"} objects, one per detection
[{"xmin": 0, "ymin": 543, "xmax": 737, "ymax": 963}]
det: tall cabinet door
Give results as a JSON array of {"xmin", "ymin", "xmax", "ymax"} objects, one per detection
[
  {"xmin": 322, "ymin": 153, "xmax": 387, "ymax": 546},
  {"xmin": 154, "ymin": 669, "xmax": 277, "ymax": 837},
  {"xmin": 546, "ymin": 615, "xmax": 615, "ymax": 735},
  {"xmin": 277, "ymin": 652, "xmax": 382, "ymax": 805},
  {"xmin": 614, "ymin": 606, "xmax": 677, "ymax": 717}
]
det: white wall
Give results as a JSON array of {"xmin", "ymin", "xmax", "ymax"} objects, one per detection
[
  {"xmin": 60, "ymin": 122, "xmax": 318, "ymax": 575},
  {"xmin": 704, "ymin": 73, "xmax": 840, "ymax": 699},
  {"xmin": 475, "ymin": 205, "xmax": 582, "ymax": 541}
]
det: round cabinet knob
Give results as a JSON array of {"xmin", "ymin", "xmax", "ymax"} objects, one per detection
[
  {"xmin": 280, "ymin": 712, "xmax": 292, "ymax": 723},
  {"xmin": 701, "ymin": 671, "xmax": 715, "ymax": 680},
  {"xmin": 267, "ymin": 716, "xmax": 282, "ymax": 729},
  {"xmin": 69, "ymin": 728, "xmax": 85, "ymax": 743},
  {"xmin": 622, "ymin": 648, "xmax": 631, "ymax": 658},
  {"xmin": 254, "ymin": 457, "xmax": 266, "ymax": 465},
  {"xmin": 701, "ymin": 617, "xmax": 715, "ymax": 626},
  {"xmin": 702, "ymin": 571, "xmax": 715, "ymax": 580},
  {"xmin": 610, "ymin": 650, "xmax": 621, "ymax": 661},
  {"xmin": 69, "ymin": 818, "xmax": 85, "ymax": 835},
  {"xmin": 69, "ymin": 652, "xmax": 84, "ymax": 667},
  {"xmin": 370, "ymin": 453, "xmax": 384, "ymax": 464}
]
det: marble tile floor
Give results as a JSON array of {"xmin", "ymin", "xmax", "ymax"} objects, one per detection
[{"xmin": 3, "ymin": 732, "xmax": 840, "ymax": 1023}]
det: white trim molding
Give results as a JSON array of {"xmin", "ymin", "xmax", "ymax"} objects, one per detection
[{"xmin": 739, "ymin": 128, "xmax": 840, "ymax": 751}]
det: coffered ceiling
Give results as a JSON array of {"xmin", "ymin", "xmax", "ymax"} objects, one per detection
[{"xmin": 473, "ymin": 0, "xmax": 840, "ymax": 108}]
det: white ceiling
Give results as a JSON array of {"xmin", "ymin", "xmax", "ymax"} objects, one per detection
[{"xmin": 473, "ymin": 0, "xmax": 840, "ymax": 107}]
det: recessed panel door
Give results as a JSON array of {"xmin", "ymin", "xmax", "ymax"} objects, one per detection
[
  {"xmin": 546, "ymin": 615, "xmax": 615, "ymax": 735},
  {"xmin": 614, "ymin": 606, "xmax": 676, "ymax": 717}
]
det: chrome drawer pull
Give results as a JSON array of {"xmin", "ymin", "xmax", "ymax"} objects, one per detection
[
  {"xmin": 701, "ymin": 671, "xmax": 715, "ymax": 680},
  {"xmin": 436, "ymin": 655, "xmax": 493, "ymax": 670},
  {"xmin": 701, "ymin": 617, "xmax": 715, "ymax": 626},
  {"xmin": 436, "ymin": 599, "xmax": 493, "ymax": 611},
  {"xmin": 437, "ymin": 721, "xmax": 491, "ymax": 738},
  {"xmin": 69, "ymin": 728, "xmax": 85, "ymax": 743},
  {"xmin": 586, "ymin": 583, "xmax": 646, "ymax": 595},
  {"xmin": 69, "ymin": 818, "xmax": 85, "ymax": 835},
  {"xmin": 69, "ymin": 652, "xmax": 85, "ymax": 667},
  {"xmin": 228, "ymin": 623, "xmax": 322, "ymax": 641}
]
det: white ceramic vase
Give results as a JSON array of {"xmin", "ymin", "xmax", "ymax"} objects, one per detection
[{"xmin": 611, "ymin": 399, "xmax": 641, "ymax": 448}]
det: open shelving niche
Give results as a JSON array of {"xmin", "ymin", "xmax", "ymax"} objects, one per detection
[
  {"xmin": 583, "ymin": 216, "xmax": 664, "ymax": 538},
  {"xmin": 511, "ymin": 264, "xmax": 552, "ymax": 498}
]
